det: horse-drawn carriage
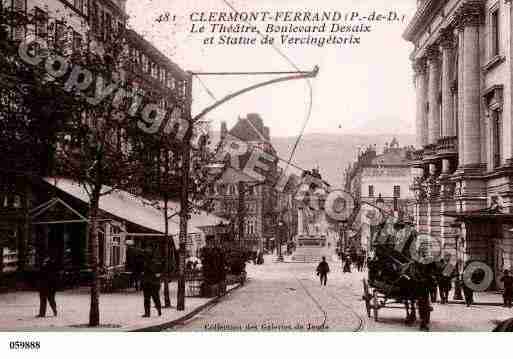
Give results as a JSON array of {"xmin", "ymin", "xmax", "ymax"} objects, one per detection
[{"xmin": 362, "ymin": 218, "xmax": 440, "ymax": 330}]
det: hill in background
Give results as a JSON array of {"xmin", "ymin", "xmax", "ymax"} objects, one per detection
[
  {"xmin": 271, "ymin": 133, "xmax": 416, "ymax": 187},
  {"xmin": 209, "ymin": 132, "xmax": 416, "ymax": 187}
]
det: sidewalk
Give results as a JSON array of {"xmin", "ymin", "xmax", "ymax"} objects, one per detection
[{"xmin": 0, "ymin": 281, "xmax": 240, "ymax": 332}]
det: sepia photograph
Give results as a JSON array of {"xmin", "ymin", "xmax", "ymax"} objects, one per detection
[{"xmin": 0, "ymin": 0, "xmax": 513, "ymax": 355}]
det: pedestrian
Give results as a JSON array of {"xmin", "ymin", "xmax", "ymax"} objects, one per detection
[
  {"xmin": 36, "ymin": 257, "xmax": 58, "ymax": 318},
  {"xmin": 500, "ymin": 269, "xmax": 513, "ymax": 308},
  {"xmin": 141, "ymin": 258, "xmax": 162, "ymax": 317},
  {"xmin": 343, "ymin": 255, "xmax": 352, "ymax": 273},
  {"xmin": 358, "ymin": 254, "xmax": 365, "ymax": 272},
  {"xmin": 316, "ymin": 256, "xmax": 330, "ymax": 286},
  {"xmin": 438, "ymin": 274, "xmax": 452, "ymax": 304},
  {"xmin": 415, "ymin": 262, "xmax": 436, "ymax": 331},
  {"xmin": 429, "ymin": 281, "xmax": 438, "ymax": 303},
  {"xmin": 461, "ymin": 275, "xmax": 474, "ymax": 307}
]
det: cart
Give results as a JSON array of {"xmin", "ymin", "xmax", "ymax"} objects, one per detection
[
  {"xmin": 362, "ymin": 241, "xmax": 422, "ymax": 324},
  {"xmin": 362, "ymin": 278, "xmax": 417, "ymax": 322}
]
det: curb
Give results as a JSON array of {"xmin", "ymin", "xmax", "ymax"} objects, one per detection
[{"xmin": 129, "ymin": 282, "xmax": 244, "ymax": 332}]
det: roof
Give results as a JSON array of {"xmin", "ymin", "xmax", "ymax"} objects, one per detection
[
  {"xmin": 229, "ymin": 114, "xmax": 270, "ymax": 142},
  {"xmin": 125, "ymin": 29, "xmax": 188, "ymax": 81},
  {"xmin": 370, "ymin": 148, "xmax": 411, "ymax": 166},
  {"xmin": 443, "ymin": 209, "xmax": 513, "ymax": 222},
  {"xmin": 43, "ymin": 178, "xmax": 214, "ymax": 241},
  {"xmin": 159, "ymin": 201, "xmax": 224, "ymax": 229}
]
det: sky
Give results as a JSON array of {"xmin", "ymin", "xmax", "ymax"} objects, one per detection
[{"xmin": 126, "ymin": 0, "xmax": 417, "ymax": 138}]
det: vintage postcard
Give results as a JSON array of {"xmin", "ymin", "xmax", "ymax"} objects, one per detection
[{"xmin": 1, "ymin": 0, "xmax": 513, "ymax": 347}]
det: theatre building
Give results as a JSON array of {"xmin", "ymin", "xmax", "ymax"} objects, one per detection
[{"xmin": 404, "ymin": 0, "xmax": 513, "ymax": 288}]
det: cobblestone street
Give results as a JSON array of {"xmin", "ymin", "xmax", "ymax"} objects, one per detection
[{"xmin": 172, "ymin": 256, "xmax": 513, "ymax": 332}]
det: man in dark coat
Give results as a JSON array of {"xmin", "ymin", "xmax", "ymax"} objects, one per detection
[
  {"xmin": 343, "ymin": 254, "xmax": 352, "ymax": 273},
  {"xmin": 415, "ymin": 262, "xmax": 436, "ymax": 331},
  {"xmin": 141, "ymin": 259, "xmax": 162, "ymax": 317},
  {"xmin": 36, "ymin": 257, "xmax": 58, "ymax": 317},
  {"xmin": 429, "ymin": 278, "xmax": 438, "ymax": 303},
  {"xmin": 461, "ymin": 275, "xmax": 474, "ymax": 307},
  {"xmin": 500, "ymin": 269, "xmax": 513, "ymax": 308},
  {"xmin": 316, "ymin": 257, "xmax": 330, "ymax": 286},
  {"xmin": 438, "ymin": 274, "xmax": 452, "ymax": 304}
]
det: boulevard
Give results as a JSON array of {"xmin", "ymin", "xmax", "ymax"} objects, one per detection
[{"xmin": 172, "ymin": 256, "xmax": 513, "ymax": 332}]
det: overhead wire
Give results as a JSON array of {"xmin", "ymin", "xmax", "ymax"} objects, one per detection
[
  {"xmin": 219, "ymin": 0, "xmax": 314, "ymax": 174},
  {"xmin": 194, "ymin": 73, "xmax": 218, "ymax": 102}
]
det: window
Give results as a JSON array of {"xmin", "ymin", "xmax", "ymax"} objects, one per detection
[
  {"xmin": 110, "ymin": 237, "xmax": 120, "ymax": 266},
  {"xmin": 110, "ymin": 225, "xmax": 121, "ymax": 267},
  {"xmin": 91, "ymin": 2, "xmax": 99, "ymax": 34},
  {"xmin": 490, "ymin": 8, "xmax": 500, "ymax": 57},
  {"xmin": 393, "ymin": 185, "xmax": 401, "ymax": 198},
  {"xmin": 492, "ymin": 109, "xmax": 502, "ymax": 168},
  {"xmin": 438, "ymin": 71, "xmax": 443, "ymax": 137},
  {"xmin": 99, "ymin": 10, "xmax": 105, "ymax": 39},
  {"xmin": 34, "ymin": 7, "xmax": 48, "ymax": 39},
  {"xmin": 54, "ymin": 20, "xmax": 65, "ymax": 48},
  {"xmin": 142, "ymin": 54, "xmax": 149, "ymax": 73},
  {"xmin": 73, "ymin": 0, "xmax": 84, "ymax": 13},
  {"xmin": 368, "ymin": 185, "xmax": 374, "ymax": 197},
  {"xmin": 13, "ymin": 0, "xmax": 25, "ymax": 11},
  {"xmin": 73, "ymin": 31, "xmax": 82, "ymax": 52},
  {"xmin": 105, "ymin": 12, "xmax": 112, "ymax": 41},
  {"xmin": 13, "ymin": 195, "xmax": 21, "ymax": 208}
]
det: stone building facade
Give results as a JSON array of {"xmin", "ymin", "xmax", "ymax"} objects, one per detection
[
  {"xmin": 404, "ymin": 0, "xmax": 513, "ymax": 288},
  {"xmin": 0, "ymin": 0, "xmax": 198, "ymax": 279},
  {"xmin": 209, "ymin": 114, "xmax": 279, "ymax": 251},
  {"xmin": 345, "ymin": 140, "xmax": 417, "ymax": 252}
]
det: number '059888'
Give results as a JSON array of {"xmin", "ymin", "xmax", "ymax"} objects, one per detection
[{"xmin": 9, "ymin": 341, "xmax": 40, "ymax": 350}]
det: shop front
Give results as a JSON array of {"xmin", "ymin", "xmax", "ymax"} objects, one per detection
[{"xmin": 445, "ymin": 210, "xmax": 513, "ymax": 291}]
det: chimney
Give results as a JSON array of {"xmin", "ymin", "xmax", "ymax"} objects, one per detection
[
  {"xmin": 220, "ymin": 121, "xmax": 227, "ymax": 141},
  {"xmin": 263, "ymin": 126, "xmax": 270, "ymax": 140},
  {"xmin": 247, "ymin": 113, "xmax": 264, "ymax": 135}
]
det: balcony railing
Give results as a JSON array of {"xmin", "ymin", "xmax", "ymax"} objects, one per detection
[
  {"xmin": 411, "ymin": 149, "xmax": 424, "ymax": 161},
  {"xmin": 436, "ymin": 136, "xmax": 458, "ymax": 154}
]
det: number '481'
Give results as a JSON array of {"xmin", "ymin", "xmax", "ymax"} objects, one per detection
[{"xmin": 155, "ymin": 12, "xmax": 170, "ymax": 23}]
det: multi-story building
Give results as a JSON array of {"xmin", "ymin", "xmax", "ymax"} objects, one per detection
[
  {"xmin": 344, "ymin": 139, "xmax": 417, "ymax": 252},
  {"xmin": 209, "ymin": 113, "xmax": 279, "ymax": 251},
  {"xmin": 0, "ymin": 0, "xmax": 213, "ymax": 281},
  {"xmin": 404, "ymin": 0, "xmax": 513, "ymax": 289}
]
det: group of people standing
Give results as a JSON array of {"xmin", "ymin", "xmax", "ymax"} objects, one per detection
[
  {"xmin": 427, "ymin": 268, "xmax": 513, "ymax": 308},
  {"xmin": 337, "ymin": 250, "xmax": 366, "ymax": 273}
]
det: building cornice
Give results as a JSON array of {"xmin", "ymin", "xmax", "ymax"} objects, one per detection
[
  {"xmin": 126, "ymin": 29, "xmax": 188, "ymax": 80},
  {"xmin": 403, "ymin": 1, "xmax": 485, "ymax": 44},
  {"xmin": 403, "ymin": 0, "xmax": 449, "ymax": 42}
]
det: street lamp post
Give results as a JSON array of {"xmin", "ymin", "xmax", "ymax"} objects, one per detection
[
  {"xmin": 277, "ymin": 220, "xmax": 284, "ymax": 262},
  {"xmin": 449, "ymin": 219, "xmax": 463, "ymax": 300},
  {"xmin": 375, "ymin": 193, "xmax": 385, "ymax": 211}
]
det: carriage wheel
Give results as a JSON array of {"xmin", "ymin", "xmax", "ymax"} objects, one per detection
[
  {"xmin": 372, "ymin": 290, "xmax": 379, "ymax": 322},
  {"xmin": 362, "ymin": 279, "xmax": 371, "ymax": 318}
]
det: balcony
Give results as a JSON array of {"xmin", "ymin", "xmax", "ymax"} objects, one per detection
[
  {"xmin": 436, "ymin": 136, "xmax": 458, "ymax": 157},
  {"xmin": 423, "ymin": 144, "xmax": 437, "ymax": 157}
]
